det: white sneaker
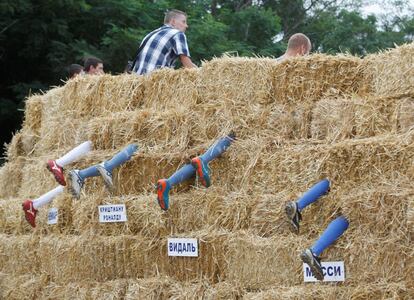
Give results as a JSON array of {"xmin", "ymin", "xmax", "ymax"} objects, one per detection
[
  {"xmin": 68, "ymin": 170, "xmax": 84, "ymax": 199},
  {"xmin": 96, "ymin": 163, "xmax": 114, "ymax": 193}
]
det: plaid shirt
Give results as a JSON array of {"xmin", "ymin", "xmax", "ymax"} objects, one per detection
[{"xmin": 133, "ymin": 25, "xmax": 191, "ymax": 75}]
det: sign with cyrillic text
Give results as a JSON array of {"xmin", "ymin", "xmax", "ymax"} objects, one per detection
[
  {"xmin": 47, "ymin": 208, "xmax": 58, "ymax": 225},
  {"xmin": 98, "ymin": 204, "xmax": 127, "ymax": 223},
  {"xmin": 168, "ymin": 238, "xmax": 198, "ymax": 257},
  {"xmin": 303, "ymin": 261, "xmax": 345, "ymax": 282}
]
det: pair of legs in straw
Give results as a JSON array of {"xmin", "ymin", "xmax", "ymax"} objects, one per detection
[
  {"xmin": 22, "ymin": 142, "xmax": 138, "ymax": 227},
  {"xmin": 285, "ymin": 179, "xmax": 349, "ymax": 281},
  {"xmin": 157, "ymin": 133, "xmax": 235, "ymax": 210}
]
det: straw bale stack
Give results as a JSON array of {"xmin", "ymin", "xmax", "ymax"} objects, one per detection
[
  {"xmin": 273, "ymin": 54, "xmax": 366, "ymax": 104},
  {"xmin": 141, "ymin": 68, "xmax": 199, "ymax": 110},
  {"xmin": 365, "ymin": 43, "xmax": 414, "ymax": 97},
  {"xmin": 243, "ymin": 282, "xmax": 411, "ymax": 300}
]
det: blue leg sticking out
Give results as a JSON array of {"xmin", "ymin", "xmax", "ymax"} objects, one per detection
[
  {"xmin": 285, "ymin": 179, "xmax": 330, "ymax": 234},
  {"xmin": 300, "ymin": 216, "xmax": 349, "ymax": 281},
  {"xmin": 68, "ymin": 144, "xmax": 138, "ymax": 199},
  {"xmin": 157, "ymin": 133, "xmax": 235, "ymax": 211}
]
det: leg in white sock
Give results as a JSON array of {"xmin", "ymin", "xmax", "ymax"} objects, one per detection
[
  {"xmin": 32, "ymin": 185, "xmax": 65, "ymax": 210},
  {"xmin": 55, "ymin": 141, "xmax": 92, "ymax": 167}
]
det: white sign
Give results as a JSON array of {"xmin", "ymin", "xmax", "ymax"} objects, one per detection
[
  {"xmin": 47, "ymin": 208, "xmax": 58, "ymax": 225},
  {"xmin": 168, "ymin": 238, "xmax": 198, "ymax": 257},
  {"xmin": 303, "ymin": 261, "xmax": 345, "ymax": 282},
  {"xmin": 98, "ymin": 204, "xmax": 127, "ymax": 223}
]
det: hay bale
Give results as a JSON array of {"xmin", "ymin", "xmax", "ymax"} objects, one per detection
[
  {"xmin": 17, "ymin": 155, "xmax": 61, "ymax": 198},
  {"xmin": 365, "ymin": 43, "xmax": 414, "ymax": 97},
  {"xmin": 71, "ymin": 194, "xmax": 166, "ymax": 237},
  {"xmin": 273, "ymin": 54, "xmax": 366, "ymax": 104},
  {"xmin": 59, "ymin": 74, "xmax": 145, "ymax": 119},
  {"xmin": 4, "ymin": 131, "xmax": 25, "ymax": 161},
  {"xmin": 231, "ymin": 131, "xmax": 414, "ymax": 194},
  {"xmin": 22, "ymin": 95, "xmax": 44, "ymax": 134},
  {"xmin": 0, "ymin": 274, "xmax": 48, "ymax": 300},
  {"xmin": 39, "ymin": 281, "xmax": 91, "ymax": 299},
  {"xmin": 243, "ymin": 282, "xmax": 410, "ymax": 300},
  {"xmin": 86, "ymin": 109, "xmax": 194, "ymax": 153},
  {"xmin": 311, "ymin": 96, "xmax": 357, "ymax": 141},
  {"xmin": 198, "ymin": 57, "xmax": 277, "ymax": 104},
  {"xmin": 141, "ymin": 68, "xmax": 199, "ymax": 110},
  {"xmin": 225, "ymin": 232, "xmax": 308, "ymax": 288},
  {"xmin": 0, "ymin": 198, "xmax": 32, "ymax": 234},
  {"xmin": 35, "ymin": 116, "xmax": 87, "ymax": 156},
  {"xmin": 0, "ymin": 157, "xmax": 25, "ymax": 199},
  {"xmin": 312, "ymin": 94, "xmax": 414, "ymax": 141},
  {"xmin": 397, "ymin": 96, "xmax": 414, "ymax": 132},
  {"xmin": 0, "ymin": 234, "xmax": 39, "ymax": 275}
]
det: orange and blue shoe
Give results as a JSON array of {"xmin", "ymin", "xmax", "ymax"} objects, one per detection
[
  {"xmin": 22, "ymin": 199, "xmax": 37, "ymax": 228},
  {"xmin": 157, "ymin": 179, "xmax": 171, "ymax": 211},
  {"xmin": 191, "ymin": 156, "xmax": 211, "ymax": 188}
]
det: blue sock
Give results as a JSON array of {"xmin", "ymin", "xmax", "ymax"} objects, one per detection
[
  {"xmin": 200, "ymin": 135, "xmax": 235, "ymax": 164},
  {"xmin": 103, "ymin": 144, "xmax": 138, "ymax": 172},
  {"xmin": 311, "ymin": 216, "xmax": 349, "ymax": 256},
  {"xmin": 167, "ymin": 164, "xmax": 195, "ymax": 187},
  {"xmin": 78, "ymin": 165, "xmax": 99, "ymax": 180},
  {"xmin": 297, "ymin": 179, "xmax": 330, "ymax": 211}
]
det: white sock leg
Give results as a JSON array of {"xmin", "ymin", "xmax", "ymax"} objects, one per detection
[
  {"xmin": 33, "ymin": 185, "xmax": 64, "ymax": 210},
  {"xmin": 55, "ymin": 141, "xmax": 92, "ymax": 167}
]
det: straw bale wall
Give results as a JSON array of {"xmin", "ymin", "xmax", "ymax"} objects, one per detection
[
  {"xmin": 243, "ymin": 282, "xmax": 411, "ymax": 300},
  {"xmin": 0, "ymin": 44, "xmax": 413, "ymax": 299}
]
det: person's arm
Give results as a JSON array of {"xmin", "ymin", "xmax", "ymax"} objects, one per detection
[{"xmin": 179, "ymin": 55, "xmax": 197, "ymax": 68}]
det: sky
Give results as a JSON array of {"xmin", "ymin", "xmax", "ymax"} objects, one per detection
[{"xmin": 361, "ymin": 0, "xmax": 414, "ymax": 16}]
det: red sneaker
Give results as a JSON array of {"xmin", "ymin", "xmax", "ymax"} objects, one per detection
[
  {"xmin": 46, "ymin": 160, "xmax": 66, "ymax": 186},
  {"xmin": 22, "ymin": 200, "xmax": 37, "ymax": 228}
]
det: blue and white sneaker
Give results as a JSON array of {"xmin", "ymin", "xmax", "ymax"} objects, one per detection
[
  {"xmin": 68, "ymin": 170, "xmax": 84, "ymax": 199},
  {"xmin": 301, "ymin": 248, "xmax": 324, "ymax": 281},
  {"xmin": 285, "ymin": 201, "xmax": 302, "ymax": 234},
  {"xmin": 96, "ymin": 163, "xmax": 114, "ymax": 193}
]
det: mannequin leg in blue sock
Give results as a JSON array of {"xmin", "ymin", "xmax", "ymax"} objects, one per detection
[
  {"xmin": 301, "ymin": 216, "xmax": 349, "ymax": 281},
  {"xmin": 191, "ymin": 133, "xmax": 236, "ymax": 188},
  {"xmin": 68, "ymin": 144, "xmax": 138, "ymax": 199},
  {"xmin": 157, "ymin": 133, "xmax": 236, "ymax": 211},
  {"xmin": 285, "ymin": 179, "xmax": 330, "ymax": 234}
]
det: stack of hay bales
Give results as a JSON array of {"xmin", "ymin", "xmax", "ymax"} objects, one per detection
[{"xmin": 0, "ymin": 43, "xmax": 413, "ymax": 299}]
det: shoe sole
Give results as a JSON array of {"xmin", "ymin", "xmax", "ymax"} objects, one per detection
[
  {"xmin": 157, "ymin": 181, "xmax": 168, "ymax": 211},
  {"xmin": 191, "ymin": 158, "xmax": 210, "ymax": 188},
  {"xmin": 300, "ymin": 251, "xmax": 324, "ymax": 281},
  {"xmin": 68, "ymin": 172, "xmax": 81, "ymax": 199},
  {"xmin": 285, "ymin": 202, "xmax": 299, "ymax": 233},
  {"xmin": 97, "ymin": 166, "xmax": 114, "ymax": 194},
  {"xmin": 46, "ymin": 163, "xmax": 66, "ymax": 186}
]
